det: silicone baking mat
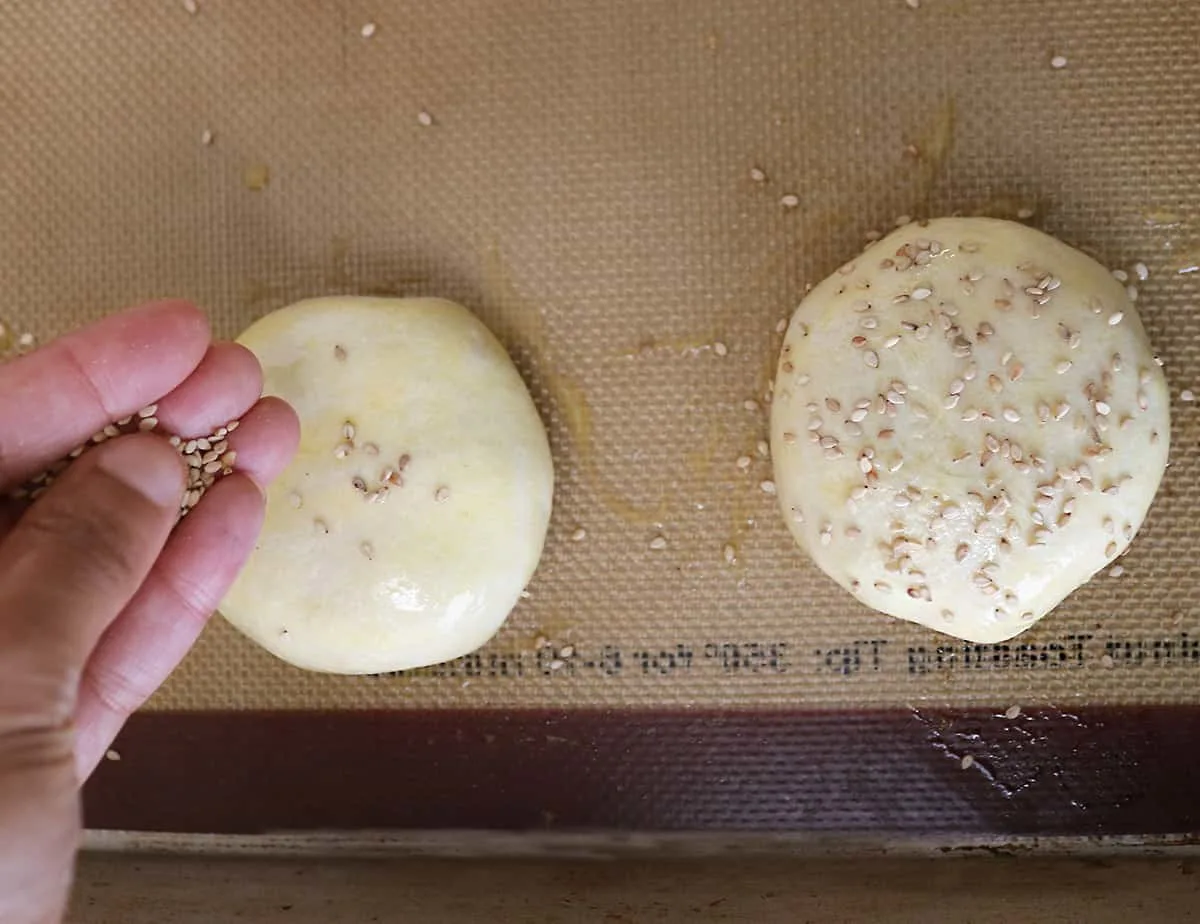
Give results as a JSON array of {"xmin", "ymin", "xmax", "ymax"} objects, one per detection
[{"xmin": 1, "ymin": 0, "xmax": 1198, "ymax": 834}]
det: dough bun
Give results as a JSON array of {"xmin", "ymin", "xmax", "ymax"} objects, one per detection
[
  {"xmin": 769, "ymin": 218, "xmax": 1169, "ymax": 643},
  {"xmin": 222, "ymin": 296, "xmax": 554, "ymax": 674}
]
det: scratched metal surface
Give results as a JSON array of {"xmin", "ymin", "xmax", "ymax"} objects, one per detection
[{"xmin": 0, "ymin": 0, "xmax": 1198, "ymax": 712}]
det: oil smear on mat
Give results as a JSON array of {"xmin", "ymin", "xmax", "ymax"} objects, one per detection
[
  {"xmin": 769, "ymin": 217, "xmax": 1170, "ymax": 644},
  {"xmin": 221, "ymin": 296, "xmax": 555, "ymax": 674}
]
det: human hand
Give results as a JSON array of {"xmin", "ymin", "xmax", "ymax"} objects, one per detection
[{"xmin": 0, "ymin": 300, "xmax": 299, "ymax": 923}]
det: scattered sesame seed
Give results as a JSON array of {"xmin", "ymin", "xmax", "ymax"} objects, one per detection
[
  {"xmin": 200, "ymin": 128, "xmax": 214, "ymax": 146},
  {"xmin": 360, "ymin": 542, "xmax": 375, "ymax": 560},
  {"xmin": 905, "ymin": 0, "xmax": 920, "ymax": 9},
  {"xmin": 417, "ymin": 110, "xmax": 434, "ymax": 127},
  {"xmin": 105, "ymin": 748, "xmax": 122, "ymax": 761},
  {"xmin": 736, "ymin": 455, "xmax": 752, "ymax": 470},
  {"xmin": 1182, "ymin": 390, "xmax": 1195, "ymax": 402},
  {"xmin": 1110, "ymin": 564, "xmax": 1126, "ymax": 578},
  {"xmin": 863, "ymin": 350, "xmax": 879, "ymax": 368},
  {"xmin": 182, "ymin": 0, "xmax": 197, "ymax": 13},
  {"xmin": 1134, "ymin": 261, "xmax": 1149, "ymax": 281},
  {"xmin": 779, "ymin": 194, "xmax": 800, "ymax": 209},
  {"xmin": 713, "ymin": 341, "xmax": 728, "ymax": 356},
  {"xmin": 434, "ymin": 486, "xmax": 450, "ymax": 502},
  {"xmin": 334, "ymin": 344, "xmax": 348, "ymax": 361},
  {"xmin": 723, "ymin": 543, "xmax": 737, "ymax": 564},
  {"xmin": 1055, "ymin": 360, "xmax": 1072, "ymax": 375},
  {"xmin": 910, "ymin": 286, "xmax": 932, "ymax": 301},
  {"xmin": 749, "ymin": 167, "xmax": 766, "ymax": 182},
  {"xmin": 744, "ymin": 399, "xmax": 760, "ymax": 412},
  {"xmin": 1004, "ymin": 705, "xmax": 1021, "ymax": 720},
  {"xmin": 571, "ymin": 527, "xmax": 587, "ymax": 542},
  {"xmin": 1108, "ymin": 311, "xmax": 1125, "ymax": 326},
  {"xmin": 649, "ymin": 535, "xmax": 668, "ymax": 550},
  {"xmin": 1050, "ymin": 54, "xmax": 1067, "ymax": 69},
  {"xmin": 760, "ymin": 480, "xmax": 777, "ymax": 495},
  {"xmin": 361, "ymin": 21, "xmax": 377, "ymax": 38}
]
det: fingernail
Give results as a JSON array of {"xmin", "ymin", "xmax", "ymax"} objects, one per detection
[{"xmin": 96, "ymin": 436, "xmax": 185, "ymax": 508}]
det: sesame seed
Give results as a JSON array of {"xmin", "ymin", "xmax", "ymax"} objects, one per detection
[
  {"xmin": 1126, "ymin": 286, "xmax": 1139, "ymax": 302},
  {"xmin": 1134, "ymin": 261, "xmax": 1149, "ymax": 281},
  {"xmin": 1094, "ymin": 401, "xmax": 1111, "ymax": 416},
  {"xmin": 1050, "ymin": 54, "xmax": 1067, "ymax": 69},
  {"xmin": 361, "ymin": 21, "xmax": 377, "ymax": 38},
  {"xmin": 1055, "ymin": 360, "xmax": 1072, "ymax": 375},
  {"xmin": 182, "ymin": 0, "xmax": 197, "ymax": 13},
  {"xmin": 138, "ymin": 417, "xmax": 158, "ymax": 431},
  {"xmin": 417, "ymin": 110, "xmax": 434, "ymax": 127},
  {"xmin": 288, "ymin": 491, "xmax": 303, "ymax": 509},
  {"xmin": 434, "ymin": 486, "xmax": 450, "ymax": 502},
  {"xmin": 910, "ymin": 286, "xmax": 932, "ymax": 300},
  {"xmin": 779, "ymin": 194, "xmax": 800, "ymax": 209},
  {"xmin": 744, "ymin": 399, "xmax": 760, "ymax": 412},
  {"xmin": 723, "ymin": 543, "xmax": 737, "ymax": 564},
  {"xmin": 1110, "ymin": 565, "xmax": 1126, "ymax": 578},
  {"xmin": 760, "ymin": 480, "xmax": 777, "ymax": 495},
  {"xmin": 863, "ymin": 350, "xmax": 879, "ymax": 368},
  {"xmin": 749, "ymin": 167, "xmax": 767, "ymax": 182},
  {"xmin": 1004, "ymin": 705, "xmax": 1021, "ymax": 720},
  {"xmin": 713, "ymin": 341, "xmax": 728, "ymax": 356},
  {"xmin": 334, "ymin": 345, "xmax": 348, "ymax": 360},
  {"xmin": 1182, "ymin": 390, "xmax": 1195, "ymax": 402},
  {"xmin": 649, "ymin": 535, "xmax": 668, "ymax": 550},
  {"xmin": 360, "ymin": 541, "xmax": 375, "ymax": 560},
  {"xmin": 1003, "ymin": 407, "xmax": 1021, "ymax": 423},
  {"xmin": 1108, "ymin": 311, "xmax": 1125, "ymax": 326},
  {"xmin": 736, "ymin": 455, "xmax": 752, "ymax": 470}
]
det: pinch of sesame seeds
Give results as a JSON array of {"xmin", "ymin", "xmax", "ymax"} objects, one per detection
[{"xmin": 649, "ymin": 535, "xmax": 668, "ymax": 550}]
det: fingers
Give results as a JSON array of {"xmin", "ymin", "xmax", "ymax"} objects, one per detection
[
  {"xmin": 73, "ymin": 473, "xmax": 265, "ymax": 780},
  {"xmin": 153, "ymin": 342, "xmax": 264, "ymax": 439},
  {"xmin": 225, "ymin": 397, "xmax": 301, "ymax": 489},
  {"xmin": 0, "ymin": 435, "xmax": 184, "ymax": 729},
  {"xmin": 0, "ymin": 301, "xmax": 209, "ymax": 490},
  {"xmin": 73, "ymin": 397, "xmax": 299, "ymax": 779}
]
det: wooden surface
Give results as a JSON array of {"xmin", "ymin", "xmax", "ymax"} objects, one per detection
[{"xmin": 69, "ymin": 852, "xmax": 1200, "ymax": 922}]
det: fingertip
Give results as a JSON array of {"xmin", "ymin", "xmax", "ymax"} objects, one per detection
[
  {"xmin": 229, "ymin": 397, "xmax": 301, "ymax": 491},
  {"xmin": 154, "ymin": 342, "xmax": 264, "ymax": 438}
]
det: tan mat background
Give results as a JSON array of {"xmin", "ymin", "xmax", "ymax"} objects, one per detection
[{"xmin": 1, "ymin": 0, "xmax": 1198, "ymax": 711}]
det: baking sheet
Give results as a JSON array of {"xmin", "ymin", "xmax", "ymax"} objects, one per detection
[{"xmin": 2, "ymin": 0, "xmax": 1199, "ymax": 724}]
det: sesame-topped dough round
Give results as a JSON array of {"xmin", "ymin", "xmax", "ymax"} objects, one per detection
[
  {"xmin": 222, "ymin": 296, "xmax": 554, "ymax": 674},
  {"xmin": 769, "ymin": 218, "xmax": 1169, "ymax": 643}
]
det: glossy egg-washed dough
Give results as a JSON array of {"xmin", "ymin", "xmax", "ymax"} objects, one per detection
[
  {"xmin": 770, "ymin": 218, "xmax": 1169, "ymax": 644},
  {"xmin": 222, "ymin": 297, "xmax": 554, "ymax": 674}
]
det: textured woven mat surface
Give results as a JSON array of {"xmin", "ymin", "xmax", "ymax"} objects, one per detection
[{"xmin": 2, "ymin": 0, "xmax": 1198, "ymax": 710}]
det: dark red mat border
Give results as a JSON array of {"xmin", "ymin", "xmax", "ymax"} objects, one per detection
[{"xmin": 84, "ymin": 708, "xmax": 1200, "ymax": 836}]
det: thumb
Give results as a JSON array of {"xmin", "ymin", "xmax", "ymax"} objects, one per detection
[
  {"xmin": 0, "ymin": 434, "xmax": 183, "ymax": 924},
  {"xmin": 0, "ymin": 434, "xmax": 185, "ymax": 730}
]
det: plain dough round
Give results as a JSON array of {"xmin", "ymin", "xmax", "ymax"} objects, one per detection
[
  {"xmin": 770, "ymin": 217, "xmax": 1169, "ymax": 643},
  {"xmin": 222, "ymin": 296, "xmax": 554, "ymax": 674}
]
